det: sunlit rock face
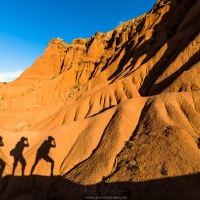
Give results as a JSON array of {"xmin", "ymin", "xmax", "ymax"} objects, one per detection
[{"xmin": 0, "ymin": 0, "xmax": 200, "ymax": 199}]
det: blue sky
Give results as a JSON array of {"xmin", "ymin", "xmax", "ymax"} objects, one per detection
[{"xmin": 0, "ymin": 0, "xmax": 156, "ymax": 82}]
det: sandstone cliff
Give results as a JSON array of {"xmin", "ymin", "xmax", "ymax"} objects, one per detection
[{"xmin": 0, "ymin": 0, "xmax": 200, "ymax": 199}]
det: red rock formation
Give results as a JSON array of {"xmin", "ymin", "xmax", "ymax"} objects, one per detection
[{"xmin": 0, "ymin": 0, "xmax": 200, "ymax": 199}]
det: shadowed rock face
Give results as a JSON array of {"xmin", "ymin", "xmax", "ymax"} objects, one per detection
[{"xmin": 0, "ymin": 0, "xmax": 200, "ymax": 199}]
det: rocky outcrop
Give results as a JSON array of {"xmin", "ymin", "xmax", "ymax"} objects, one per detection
[{"xmin": 0, "ymin": 0, "xmax": 200, "ymax": 199}]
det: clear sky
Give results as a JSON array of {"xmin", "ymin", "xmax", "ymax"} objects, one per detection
[{"xmin": 0, "ymin": 0, "xmax": 156, "ymax": 82}]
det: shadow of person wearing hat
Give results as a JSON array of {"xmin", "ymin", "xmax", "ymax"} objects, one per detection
[
  {"xmin": 10, "ymin": 137, "xmax": 29, "ymax": 176},
  {"xmin": 0, "ymin": 136, "xmax": 5, "ymax": 177},
  {"xmin": 30, "ymin": 136, "xmax": 56, "ymax": 176}
]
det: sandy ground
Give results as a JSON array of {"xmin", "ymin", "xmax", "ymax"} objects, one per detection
[{"xmin": 0, "ymin": 0, "xmax": 200, "ymax": 199}]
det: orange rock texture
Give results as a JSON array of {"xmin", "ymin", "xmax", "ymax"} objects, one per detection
[{"xmin": 0, "ymin": 0, "xmax": 200, "ymax": 199}]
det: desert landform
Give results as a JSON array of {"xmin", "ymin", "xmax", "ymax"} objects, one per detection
[{"xmin": 0, "ymin": 0, "xmax": 200, "ymax": 199}]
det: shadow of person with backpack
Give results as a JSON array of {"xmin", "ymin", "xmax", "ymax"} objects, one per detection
[
  {"xmin": 30, "ymin": 136, "xmax": 56, "ymax": 176},
  {"xmin": 0, "ymin": 136, "xmax": 5, "ymax": 177},
  {"xmin": 10, "ymin": 137, "xmax": 29, "ymax": 176}
]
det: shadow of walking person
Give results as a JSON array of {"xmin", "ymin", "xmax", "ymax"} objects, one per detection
[
  {"xmin": 10, "ymin": 137, "xmax": 29, "ymax": 176},
  {"xmin": 30, "ymin": 136, "xmax": 56, "ymax": 176},
  {"xmin": 0, "ymin": 136, "xmax": 5, "ymax": 177}
]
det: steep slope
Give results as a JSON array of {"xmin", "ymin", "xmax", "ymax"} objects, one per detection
[{"xmin": 0, "ymin": 0, "xmax": 200, "ymax": 199}]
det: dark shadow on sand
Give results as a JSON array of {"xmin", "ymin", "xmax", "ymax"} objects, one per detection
[
  {"xmin": 10, "ymin": 137, "xmax": 29, "ymax": 176},
  {"xmin": 0, "ymin": 136, "xmax": 5, "ymax": 177},
  {"xmin": 30, "ymin": 136, "xmax": 56, "ymax": 176},
  {"xmin": 0, "ymin": 173, "xmax": 200, "ymax": 199}
]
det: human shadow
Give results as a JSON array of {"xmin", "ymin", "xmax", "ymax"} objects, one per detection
[
  {"xmin": 0, "ymin": 173, "xmax": 200, "ymax": 199},
  {"xmin": 10, "ymin": 137, "xmax": 29, "ymax": 176},
  {"xmin": 30, "ymin": 136, "xmax": 56, "ymax": 176},
  {"xmin": 0, "ymin": 136, "xmax": 5, "ymax": 177}
]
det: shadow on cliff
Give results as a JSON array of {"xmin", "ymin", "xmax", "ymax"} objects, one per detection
[
  {"xmin": 106, "ymin": 1, "xmax": 175, "ymax": 83},
  {"xmin": 138, "ymin": 0, "xmax": 200, "ymax": 96},
  {"xmin": 0, "ymin": 173, "xmax": 200, "ymax": 200},
  {"xmin": 106, "ymin": 0, "xmax": 200, "ymax": 96}
]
